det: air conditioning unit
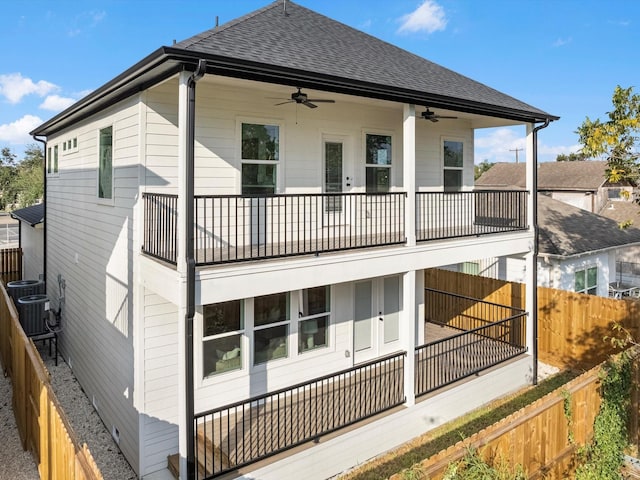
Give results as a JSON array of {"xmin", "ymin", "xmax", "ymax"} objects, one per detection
[
  {"xmin": 7, "ymin": 280, "xmax": 45, "ymax": 306},
  {"xmin": 17, "ymin": 294, "xmax": 50, "ymax": 337}
]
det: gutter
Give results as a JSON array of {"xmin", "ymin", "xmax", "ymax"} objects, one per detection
[
  {"xmin": 531, "ymin": 118, "xmax": 550, "ymax": 385},
  {"xmin": 32, "ymin": 135, "xmax": 47, "ymax": 289},
  {"xmin": 31, "ymin": 48, "xmax": 558, "ymax": 138},
  {"xmin": 185, "ymin": 58, "xmax": 206, "ymax": 480}
]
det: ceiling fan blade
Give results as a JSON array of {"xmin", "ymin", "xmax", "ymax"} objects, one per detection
[
  {"xmin": 275, "ymin": 100, "xmax": 294, "ymax": 106},
  {"xmin": 306, "ymin": 99, "xmax": 335, "ymax": 103},
  {"xmin": 303, "ymin": 101, "xmax": 318, "ymax": 109},
  {"xmin": 430, "ymin": 117, "xmax": 439, "ymax": 123}
]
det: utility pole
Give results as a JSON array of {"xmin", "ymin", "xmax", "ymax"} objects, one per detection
[{"xmin": 509, "ymin": 147, "xmax": 523, "ymax": 163}]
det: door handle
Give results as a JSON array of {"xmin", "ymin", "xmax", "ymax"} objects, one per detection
[{"xmin": 379, "ymin": 312, "xmax": 383, "ymax": 321}]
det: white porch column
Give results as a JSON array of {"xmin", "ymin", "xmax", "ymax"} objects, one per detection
[
  {"xmin": 403, "ymin": 104, "xmax": 416, "ymax": 247},
  {"xmin": 524, "ymin": 123, "xmax": 536, "ymax": 367},
  {"xmin": 176, "ymin": 70, "xmax": 190, "ymax": 479},
  {"xmin": 402, "ymin": 270, "xmax": 416, "ymax": 406}
]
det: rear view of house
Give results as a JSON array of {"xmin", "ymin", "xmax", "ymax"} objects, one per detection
[{"xmin": 31, "ymin": 2, "xmax": 557, "ymax": 478}]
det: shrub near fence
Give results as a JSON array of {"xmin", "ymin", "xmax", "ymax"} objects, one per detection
[
  {"xmin": 391, "ymin": 356, "xmax": 640, "ymax": 480},
  {"xmin": 0, "ymin": 281, "xmax": 103, "ymax": 480}
]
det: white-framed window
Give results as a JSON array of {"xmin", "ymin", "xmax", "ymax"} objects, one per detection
[
  {"xmin": 575, "ymin": 266, "xmax": 597, "ymax": 295},
  {"xmin": 47, "ymin": 144, "xmax": 59, "ymax": 175},
  {"xmin": 241, "ymin": 122, "xmax": 279, "ymax": 195},
  {"xmin": 98, "ymin": 126, "xmax": 113, "ymax": 200},
  {"xmin": 365, "ymin": 133, "xmax": 392, "ymax": 193},
  {"xmin": 443, "ymin": 138, "xmax": 464, "ymax": 191},
  {"xmin": 62, "ymin": 137, "xmax": 78, "ymax": 155},
  {"xmin": 298, "ymin": 286, "xmax": 330, "ymax": 353},
  {"xmin": 202, "ymin": 300, "xmax": 244, "ymax": 378},
  {"xmin": 253, "ymin": 292, "xmax": 290, "ymax": 364}
]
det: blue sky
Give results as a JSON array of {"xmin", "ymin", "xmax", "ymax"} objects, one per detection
[{"xmin": 1, "ymin": 0, "xmax": 638, "ymax": 164}]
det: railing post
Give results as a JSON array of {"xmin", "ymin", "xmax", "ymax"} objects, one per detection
[
  {"xmin": 402, "ymin": 270, "xmax": 416, "ymax": 406},
  {"xmin": 403, "ymin": 104, "xmax": 416, "ymax": 246}
]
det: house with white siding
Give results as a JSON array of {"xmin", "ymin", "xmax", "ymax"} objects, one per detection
[{"xmin": 30, "ymin": 2, "xmax": 557, "ymax": 479}]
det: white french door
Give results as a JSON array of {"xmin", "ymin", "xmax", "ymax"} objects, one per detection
[
  {"xmin": 323, "ymin": 136, "xmax": 351, "ymax": 227},
  {"xmin": 353, "ymin": 276, "xmax": 401, "ymax": 364}
]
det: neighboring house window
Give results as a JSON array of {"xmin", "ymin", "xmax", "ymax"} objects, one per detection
[
  {"xmin": 365, "ymin": 134, "xmax": 392, "ymax": 193},
  {"xmin": 53, "ymin": 145, "xmax": 58, "ymax": 174},
  {"xmin": 298, "ymin": 286, "xmax": 330, "ymax": 353},
  {"xmin": 47, "ymin": 147, "xmax": 52, "ymax": 174},
  {"xmin": 241, "ymin": 123, "xmax": 279, "ymax": 194},
  {"xmin": 254, "ymin": 292, "xmax": 289, "ymax": 364},
  {"xmin": 443, "ymin": 139, "xmax": 463, "ymax": 191},
  {"xmin": 575, "ymin": 266, "xmax": 597, "ymax": 295},
  {"xmin": 461, "ymin": 262, "xmax": 480, "ymax": 275},
  {"xmin": 202, "ymin": 300, "xmax": 243, "ymax": 377},
  {"xmin": 98, "ymin": 126, "xmax": 113, "ymax": 199}
]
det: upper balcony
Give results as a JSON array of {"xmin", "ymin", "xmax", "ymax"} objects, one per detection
[{"xmin": 142, "ymin": 189, "xmax": 528, "ymax": 266}]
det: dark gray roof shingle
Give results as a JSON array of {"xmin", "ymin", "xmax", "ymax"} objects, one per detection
[
  {"xmin": 476, "ymin": 161, "xmax": 608, "ymax": 191},
  {"xmin": 538, "ymin": 195, "xmax": 640, "ymax": 257},
  {"xmin": 174, "ymin": 1, "xmax": 553, "ymax": 119},
  {"xmin": 10, "ymin": 203, "xmax": 44, "ymax": 227}
]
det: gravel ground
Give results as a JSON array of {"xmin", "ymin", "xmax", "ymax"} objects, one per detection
[{"xmin": 0, "ymin": 341, "xmax": 137, "ymax": 480}]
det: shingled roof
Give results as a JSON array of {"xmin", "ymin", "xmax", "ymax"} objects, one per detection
[
  {"xmin": 32, "ymin": 1, "xmax": 556, "ymax": 137},
  {"xmin": 10, "ymin": 203, "xmax": 44, "ymax": 227},
  {"xmin": 476, "ymin": 161, "xmax": 608, "ymax": 191},
  {"xmin": 538, "ymin": 195, "xmax": 640, "ymax": 257}
]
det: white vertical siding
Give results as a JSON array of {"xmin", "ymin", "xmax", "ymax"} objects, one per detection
[{"xmin": 21, "ymin": 224, "xmax": 44, "ymax": 280}]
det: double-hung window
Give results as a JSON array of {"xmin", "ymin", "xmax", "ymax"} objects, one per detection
[
  {"xmin": 98, "ymin": 126, "xmax": 113, "ymax": 199},
  {"xmin": 298, "ymin": 286, "xmax": 330, "ymax": 353},
  {"xmin": 241, "ymin": 123, "xmax": 279, "ymax": 194},
  {"xmin": 365, "ymin": 134, "xmax": 392, "ymax": 193},
  {"xmin": 202, "ymin": 300, "xmax": 244, "ymax": 377},
  {"xmin": 443, "ymin": 139, "xmax": 464, "ymax": 191},
  {"xmin": 254, "ymin": 292, "xmax": 289, "ymax": 364},
  {"xmin": 575, "ymin": 266, "xmax": 597, "ymax": 295},
  {"xmin": 47, "ymin": 145, "xmax": 59, "ymax": 175}
]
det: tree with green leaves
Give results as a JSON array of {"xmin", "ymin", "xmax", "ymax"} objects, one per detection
[
  {"xmin": 474, "ymin": 159, "xmax": 494, "ymax": 180},
  {"xmin": 555, "ymin": 152, "xmax": 587, "ymax": 162},
  {"xmin": 0, "ymin": 144, "xmax": 44, "ymax": 210},
  {"xmin": 576, "ymin": 85, "xmax": 640, "ymax": 183}
]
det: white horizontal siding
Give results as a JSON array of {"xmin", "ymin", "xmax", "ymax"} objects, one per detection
[
  {"xmin": 141, "ymin": 289, "xmax": 179, "ymax": 476},
  {"xmin": 46, "ymin": 94, "xmax": 142, "ymax": 474}
]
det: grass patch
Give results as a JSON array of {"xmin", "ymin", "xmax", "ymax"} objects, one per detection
[{"xmin": 339, "ymin": 370, "xmax": 577, "ymax": 480}]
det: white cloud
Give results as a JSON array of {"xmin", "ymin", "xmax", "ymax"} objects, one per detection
[
  {"xmin": 398, "ymin": 0, "xmax": 447, "ymax": 34},
  {"xmin": 68, "ymin": 10, "xmax": 106, "ymax": 37},
  {"xmin": 553, "ymin": 37, "xmax": 572, "ymax": 47},
  {"xmin": 39, "ymin": 94, "xmax": 76, "ymax": 111},
  {"xmin": 475, "ymin": 127, "xmax": 582, "ymax": 164},
  {"xmin": 0, "ymin": 73, "xmax": 58, "ymax": 104},
  {"xmin": 0, "ymin": 115, "xmax": 43, "ymax": 144}
]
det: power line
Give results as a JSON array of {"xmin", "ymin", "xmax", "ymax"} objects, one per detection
[{"xmin": 509, "ymin": 148, "xmax": 524, "ymax": 163}]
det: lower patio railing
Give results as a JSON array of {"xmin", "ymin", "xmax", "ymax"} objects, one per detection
[
  {"xmin": 415, "ymin": 288, "xmax": 527, "ymax": 397},
  {"xmin": 194, "ymin": 351, "xmax": 405, "ymax": 479}
]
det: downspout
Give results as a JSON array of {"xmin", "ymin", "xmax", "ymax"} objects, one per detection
[
  {"xmin": 32, "ymin": 135, "xmax": 47, "ymax": 288},
  {"xmin": 531, "ymin": 118, "xmax": 550, "ymax": 385},
  {"xmin": 185, "ymin": 58, "xmax": 206, "ymax": 480}
]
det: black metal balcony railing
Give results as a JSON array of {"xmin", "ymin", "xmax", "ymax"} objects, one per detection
[
  {"xmin": 143, "ymin": 193, "xmax": 178, "ymax": 264},
  {"xmin": 194, "ymin": 352, "xmax": 405, "ymax": 479},
  {"xmin": 415, "ymin": 288, "xmax": 527, "ymax": 396},
  {"xmin": 416, "ymin": 190, "xmax": 528, "ymax": 242},
  {"xmin": 142, "ymin": 190, "xmax": 528, "ymax": 266}
]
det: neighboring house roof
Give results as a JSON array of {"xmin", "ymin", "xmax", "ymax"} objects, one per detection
[
  {"xmin": 10, "ymin": 203, "xmax": 44, "ymax": 227},
  {"xmin": 32, "ymin": 1, "xmax": 557, "ymax": 137},
  {"xmin": 538, "ymin": 194, "xmax": 640, "ymax": 257},
  {"xmin": 599, "ymin": 200, "xmax": 640, "ymax": 228},
  {"xmin": 476, "ymin": 161, "xmax": 608, "ymax": 191}
]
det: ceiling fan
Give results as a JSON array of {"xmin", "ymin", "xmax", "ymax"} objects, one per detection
[
  {"xmin": 274, "ymin": 88, "xmax": 335, "ymax": 109},
  {"xmin": 420, "ymin": 108, "xmax": 458, "ymax": 122}
]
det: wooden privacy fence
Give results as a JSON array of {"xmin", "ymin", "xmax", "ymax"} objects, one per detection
[
  {"xmin": 425, "ymin": 268, "xmax": 640, "ymax": 370},
  {"xmin": 0, "ymin": 281, "xmax": 103, "ymax": 480},
  {"xmin": 0, "ymin": 246, "xmax": 22, "ymax": 284},
  {"xmin": 391, "ymin": 354, "xmax": 640, "ymax": 480}
]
